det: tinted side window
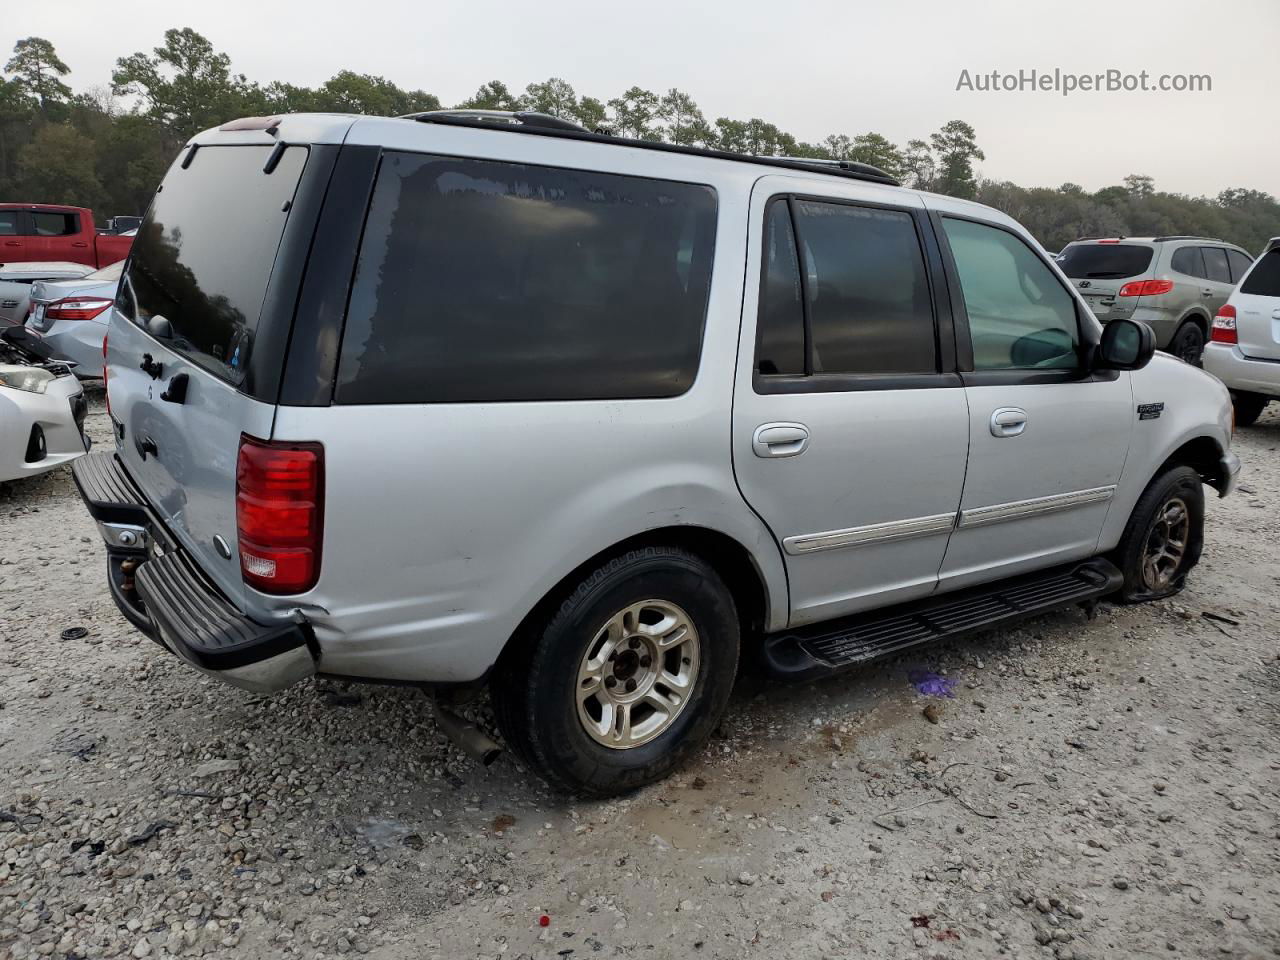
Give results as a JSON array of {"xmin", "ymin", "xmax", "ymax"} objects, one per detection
[
  {"xmin": 1171, "ymin": 246, "xmax": 1206, "ymax": 279},
  {"xmin": 792, "ymin": 200, "xmax": 936, "ymax": 375},
  {"xmin": 31, "ymin": 211, "xmax": 78, "ymax": 236},
  {"xmin": 1240, "ymin": 249, "xmax": 1280, "ymax": 297},
  {"xmin": 0, "ymin": 211, "xmax": 18, "ymax": 236},
  {"xmin": 756, "ymin": 199, "xmax": 805, "ymax": 376},
  {"xmin": 1202, "ymin": 247, "xmax": 1231, "ymax": 284},
  {"xmin": 1227, "ymin": 250, "xmax": 1254, "ymax": 283},
  {"xmin": 942, "ymin": 217, "xmax": 1079, "ymax": 370},
  {"xmin": 337, "ymin": 153, "xmax": 718, "ymax": 404}
]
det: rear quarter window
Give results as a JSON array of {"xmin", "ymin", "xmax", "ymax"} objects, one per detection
[
  {"xmin": 336, "ymin": 153, "xmax": 718, "ymax": 404},
  {"xmin": 1240, "ymin": 249, "xmax": 1280, "ymax": 297},
  {"xmin": 1056, "ymin": 243, "xmax": 1153, "ymax": 280}
]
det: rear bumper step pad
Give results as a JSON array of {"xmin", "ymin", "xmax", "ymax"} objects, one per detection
[
  {"xmin": 135, "ymin": 550, "xmax": 314, "ymax": 672},
  {"xmin": 72, "ymin": 451, "xmax": 148, "ymax": 524},
  {"xmin": 763, "ymin": 559, "xmax": 1122, "ymax": 681},
  {"xmin": 73, "ymin": 451, "xmax": 314, "ymax": 674}
]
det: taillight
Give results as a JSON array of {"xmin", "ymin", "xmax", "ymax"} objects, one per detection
[
  {"xmin": 236, "ymin": 436, "xmax": 324, "ymax": 594},
  {"xmin": 1211, "ymin": 304, "xmax": 1238, "ymax": 344},
  {"xmin": 1097, "ymin": 238, "xmax": 1120, "ymax": 244},
  {"xmin": 45, "ymin": 297, "xmax": 114, "ymax": 321},
  {"xmin": 1117, "ymin": 279, "xmax": 1174, "ymax": 297}
]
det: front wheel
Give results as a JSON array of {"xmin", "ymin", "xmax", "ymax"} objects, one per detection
[
  {"xmin": 1232, "ymin": 392, "xmax": 1270, "ymax": 428},
  {"xmin": 1168, "ymin": 321, "xmax": 1206, "ymax": 366},
  {"xmin": 491, "ymin": 546, "xmax": 740, "ymax": 797},
  {"xmin": 1113, "ymin": 465, "xmax": 1204, "ymax": 602}
]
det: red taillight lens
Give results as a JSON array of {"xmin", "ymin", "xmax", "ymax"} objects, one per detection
[
  {"xmin": 45, "ymin": 297, "xmax": 113, "ymax": 321},
  {"xmin": 235, "ymin": 436, "xmax": 324, "ymax": 594},
  {"xmin": 1211, "ymin": 304, "xmax": 1238, "ymax": 344},
  {"xmin": 1117, "ymin": 279, "xmax": 1174, "ymax": 297},
  {"xmin": 1097, "ymin": 238, "xmax": 1120, "ymax": 244}
]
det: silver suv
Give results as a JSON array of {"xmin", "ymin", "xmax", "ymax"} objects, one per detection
[
  {"xmin": 1056, "ymin": 236, "xmax": 1255, "ymax": 364},
  {"xmin": 73, "ymin": 112, "xmax": 1239, "ymax": 796}
]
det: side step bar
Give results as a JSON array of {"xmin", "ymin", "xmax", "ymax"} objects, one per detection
[{"xmin": 762, "ymin": 558, "xmax": 1122, "ymax": 682}]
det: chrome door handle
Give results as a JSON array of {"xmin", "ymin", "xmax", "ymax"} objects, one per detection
[
  {"xmin": 990, "ymin": 407, "xmax": 1028, "ymax": 438},
  {"xmin": 753, "ymin": 422, "xmax": 809, "ymax": 458}
]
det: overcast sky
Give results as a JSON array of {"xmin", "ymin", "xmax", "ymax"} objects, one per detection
[{"xmin": 12, "ymin": 0, "xmax": 1279, "ymax": 197}]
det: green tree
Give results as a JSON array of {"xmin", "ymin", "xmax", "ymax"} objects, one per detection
[
  {"xmin": 520, "ymin": 77, "xmax": 578, "ymax": 119},
  {"xmin": 1123, "ymin": 173, "xmax": 1155, "ymax": 198},
  {"xmin": 574, "ymin": 96, "xmax": 608, "ymax": 132},
  {"xmin": 312, "ymin": 70, "xmax": 439, "ymax": 115},
  {"xmin": 847, "ymin": 132, "xmax": 904, "ymax": 178},
  {"xmin": 901, "ymin": 139, "xmax": 935, "ymax": 190},
  {"xmin": 6, "ymin": 37, "xmax": 71, "ymax": 118},
  {"xmin": 608, "ymin": 86, "xmax": 661, "ymax": 140},
  {"xmin": 929, "ymin": 120, "xmax": 984, "ymax": 198},
  {"xmin": 456, "ymin": 80, "xmax": 518, "ymax": 111},
  {"xmin": 112, "ymin": 28, "xmax": 255, "ymax": 141},
  {"xmin": 16, "ymin": 123, "xmax": 102, "ymax": 205},
  {"xmin": 657, "ymin": 89, "xmax": 705, "ymax": 146}
]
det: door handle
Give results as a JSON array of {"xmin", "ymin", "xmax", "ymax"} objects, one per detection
[
  {"xmin": 990, "ymin": 407, "xmax": 1028, "ymax": 438},
  {"xmin": 72, "ymin": 241, "xmax": 89, "ymax": 248},
  {"xmin": 753, "ymin": 422, "xmax": 809, "ymax": 458},
  {"xmin": 3, "ymin": 240, "xmax": 19, "ymax": 247}
]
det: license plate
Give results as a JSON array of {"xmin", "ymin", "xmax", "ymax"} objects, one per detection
[{"xmin": 30, "ymin": 303, "xmax": 44, "ymax": 324}]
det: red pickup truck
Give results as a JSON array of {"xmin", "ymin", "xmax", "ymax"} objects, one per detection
[{"xmin": 0, "ymin": 204, "xmax": 133, "ymax": 268}]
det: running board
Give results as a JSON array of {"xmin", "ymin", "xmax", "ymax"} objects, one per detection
[{"xmin": 762, "ymin": 558, "xmax": 1122, "ymax": 682}]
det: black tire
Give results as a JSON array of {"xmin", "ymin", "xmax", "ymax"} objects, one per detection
[
  {"xmin": 491, "ymin": 546, "xmax": 740, "ymax": 797},
  {"xmin": 1168, "ymin": 321, "xmax": 1205, "ymax": 366},
  {"xmin": 1232, "ymin": 392, "xmax": 1270, "ymax": 428},
  {"xmin": 1113, "ymin": 465, "xmax": 1204, "ymax": 602}
]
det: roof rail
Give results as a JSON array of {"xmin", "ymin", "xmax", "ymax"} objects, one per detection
[
  {"xmin": 400, "ymin": 109, "xmax": 593, "ymax": 134},
  {"xmin": 400, "ymin": 110, "xmax": 899, "ymax": 187},
  {"xmin": 1152, "ymin": 235, "xmax": 1224, "ymax": 243}
]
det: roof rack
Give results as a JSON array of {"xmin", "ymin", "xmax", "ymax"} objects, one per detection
[
  {"xmin": 1151, "ymin": 235, "xmax": 1224, "ymax": 243},
  {"xmin": 400, "ymin": 110, "xmax": 899, "ymax": 187}
]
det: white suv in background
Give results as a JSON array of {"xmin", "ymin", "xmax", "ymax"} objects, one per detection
[
  {"xmin": 73, "ymin": 111, "xmax": 1238, "ymax": 796},
  {"xmin": 1204, "ymin": 237, "xmax": 1280, "ymax": 425}
]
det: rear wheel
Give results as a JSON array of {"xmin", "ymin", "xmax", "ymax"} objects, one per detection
[
  {"xmin": 1169, "ymin": 321, "xmax": 1205, "ymax": 366},
  {"xmin": 1113, "ymin": 465, "xmax": 1204, "ymax": 602},
  {"xmin": 491, "ymin": 546, "xmax": 740, "ymax": 797},
  {"xmin": 1232, "ymin": 392, "xmax": 1270, "ymax": 427}
]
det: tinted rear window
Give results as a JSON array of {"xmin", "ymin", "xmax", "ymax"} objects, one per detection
[
  {"xmin": 794, "ymin": 200, "xmax": 936, "ymax": 375},
  {"xmin": 336, "ymin": 153, "xmax": 717, "ymax": 404},
  {"xmin": 1241, "ymin": 248, "xmax": 1280, "ymax": 297},
  {"xmin": 1056, "ymin": 244, "xmax": 1153, "ymax": 279},
  {"xmin": 31, "ymin": 211, "xmax": 78, "ymax": 236},
  {"xmin": 1227, "ymin": 250, "xmax": 1254, "ymax": 283},
  {"xmin": 117, "ymin": 145, "xmax": 308, "ymax": 384}
]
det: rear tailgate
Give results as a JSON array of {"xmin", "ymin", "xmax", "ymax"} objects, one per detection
[
  {"xmin": 1232, "ymin": 244, "xmax": 1280, "ymax": 361},
  {"xmin": 1056, "ymin": 242, "xmax": 1155, "ymax": 321},
  {"xmin": 108, "ymin": 141, "xmax": 315, "ymax": 612}
]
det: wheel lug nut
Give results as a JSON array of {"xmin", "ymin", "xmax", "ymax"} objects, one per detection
[
  {"xmin": 625, "ymin": 678, "xmax": 637, "ymax": 692},
  {"xmin": 605, "ymin": 676, "xmax": 617, "ymax": 688},
  {"xmin": 640, "ymin": 656, "xmax": 651, "ymax": 668},
  {"xmin": 629, "ymin": 637, "xmax": 641, "ymax": 649}
]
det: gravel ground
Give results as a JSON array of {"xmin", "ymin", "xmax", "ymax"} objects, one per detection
[{"xmin": 2, "ymin": 387, "xmax": 1278, "ymax": 960}]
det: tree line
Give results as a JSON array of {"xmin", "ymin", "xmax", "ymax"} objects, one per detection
[{"xmin": 2, "ymin": 29, "xmax": 1276, "ymax": 253}]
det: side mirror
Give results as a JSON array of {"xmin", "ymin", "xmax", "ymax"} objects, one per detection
[{"xmin": 1095, "ymin": 318, "xmax": 1155, "ymax": 371}]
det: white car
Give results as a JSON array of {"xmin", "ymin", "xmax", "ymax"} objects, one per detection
[
  {"xmin": 16, "ymin": 260, "xmax": 123, "ymax": 379},
  {"xmin": 0, "ymin": 353, "xmax": 89, "ymax": 483},
  {"xmin": 1204, "ymin": 237, "xmax": 1280, "ymax": 425},
  {"xmin": 0, "ymin": 262, "xmax": 95, "ymax": 327}
]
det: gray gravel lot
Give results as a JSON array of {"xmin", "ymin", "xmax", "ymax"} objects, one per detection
[{"xmin": 1, "ymin": 387, "xmax": 1278, "ymax": 960}]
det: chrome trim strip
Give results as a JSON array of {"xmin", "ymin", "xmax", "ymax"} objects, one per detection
[
  {"xmin": 958, "ymin": 485, "xmax": 1116, "ymax": 529},
  {"xmin": 783, "ymin": 512, "xmax": 957, "ymax": 556}
]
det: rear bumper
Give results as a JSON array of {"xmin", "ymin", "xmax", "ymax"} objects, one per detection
[
  {"xmin": 1202, "ymin": 343, "xmax": 1280, "ymax": 398},
  {"xmin": 72, "ymin": 451, "xmax": 316, "ymax": 692}
]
